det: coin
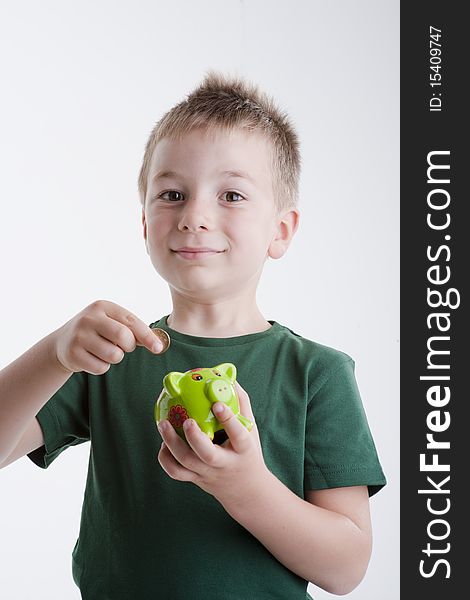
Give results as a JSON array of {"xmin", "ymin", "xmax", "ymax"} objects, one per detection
[{"xmin": 151, "ymin": 327, "xmax": 171, "ymax": 354}]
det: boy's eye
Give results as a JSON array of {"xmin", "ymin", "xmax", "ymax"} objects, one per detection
[
  {"xmin": 156, "ymin": 191, "xmax": 244, "ymax": 203},
  {"xmin": 223, "ymin": 191, "xmax": 244, "ymax": 203},
  {"xmin": 159, "ymin": 190, "xmax": 184, "ymax": 202}
]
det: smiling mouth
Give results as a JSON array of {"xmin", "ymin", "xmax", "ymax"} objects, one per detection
[{"xmin": 173, "ymin": 249, "xmax": 225, "ymax": 260}]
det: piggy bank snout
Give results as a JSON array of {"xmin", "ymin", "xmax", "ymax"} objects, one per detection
[{"xmin": 206, "ymin": 378, "xmax": 232, "ymax": 402}]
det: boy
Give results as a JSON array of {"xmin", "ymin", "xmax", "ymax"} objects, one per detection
[{"xmin": 0, "ymin": 70, "xmax": 386, "ymax": 599}]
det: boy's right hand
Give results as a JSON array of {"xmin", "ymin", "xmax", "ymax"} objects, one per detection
[{"xmin": 53, "ymin": 300, "xmax": 163, "ymax": 375}]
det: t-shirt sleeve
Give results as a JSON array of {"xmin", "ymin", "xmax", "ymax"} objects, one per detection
[
  {"xmin": 304, "ymin": 357, "xmax": 386, "ymax": 497},
  {"xmin": 27, "ymin": 371, "xmax": 90, "ymax": 469}
]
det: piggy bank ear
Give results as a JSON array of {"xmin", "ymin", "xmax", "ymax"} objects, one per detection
[
  {"xmin": 164, "ymin": 372, "xmax": 184, "ymax": 397},
  {"xmin": 213, "ymin": 363, "xmax": 237, "ymax": 383}
]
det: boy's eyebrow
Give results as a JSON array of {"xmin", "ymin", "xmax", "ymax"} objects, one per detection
[
  {"xmin": 151, "ymin": 169, "xmax": 256, "ymax": 184},
  {"xmin": 219, "ymin": 170, "xmax": 255, "ymax": 184},
  {"xmin": 151, "ymin": 170, "xmax": 181, "ymax": 182}
]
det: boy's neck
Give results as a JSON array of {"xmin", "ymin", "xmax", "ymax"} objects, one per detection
[{"xmin": 166, "ymin": 306, "xmax": 271, "ymax": 338}]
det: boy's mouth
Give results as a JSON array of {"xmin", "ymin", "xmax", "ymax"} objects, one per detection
[{"xmin": 172, "ymin": 247, "xmax": 225, "ymax": 260}]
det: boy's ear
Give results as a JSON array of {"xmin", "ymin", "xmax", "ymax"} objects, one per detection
[
  {"xmin": 268, "ymin": 208, "xmax": 300, "ymax": 260},
  {"xmin": 142, "ymin": 208, "xmax": 149, "ymax": 254}
]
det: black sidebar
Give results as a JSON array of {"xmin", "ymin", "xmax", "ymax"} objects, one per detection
[{"xmin": 400, "ymin": 3, "xmax": 467, "ymax": 599}]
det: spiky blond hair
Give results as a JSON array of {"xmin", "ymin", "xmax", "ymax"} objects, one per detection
[{"xmin": 137, "ymin": 70, "xmax": 301, "ymax": 214}]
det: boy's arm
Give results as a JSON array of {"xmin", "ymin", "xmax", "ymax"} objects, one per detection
[
  {"xmin": 0, "ymin": 300, "xmax": 162, "ymax": 469},
  {"xmin": 0, "ymin": 416, "xmax": 45, "ymax": 469},
  {"xmin": 0, "ymin": 330, "xmax": 73, "ymax": 468},
  {"xmin": 157, "ymin": 382, "xmax": 373, "ymax": 595},
  {"xmin": 222, "ymin": 477, "xmax": 372, "ymax": 596}
]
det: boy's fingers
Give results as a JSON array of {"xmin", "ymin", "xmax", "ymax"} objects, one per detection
[
  {"xmin": 182, "ymin": 419, "xmax": 223, "ymax": 466},
  {"xmin": 103, "ymin": 301, "xmax": 164, "ymax": 354},
  {"xmin": 127, "ymin": 320, "xmax": 164, "ymax": 354},
  {"xmin": 158, "ymin": 440, "xmax": 198, "ymax": 482},
  {"xmin": 158, "ymin": 420, "xmax": 206, "ymax": 473},
  {"xmin": 212, "ymin": 403, "xmax": 250, "ymax": 454}
]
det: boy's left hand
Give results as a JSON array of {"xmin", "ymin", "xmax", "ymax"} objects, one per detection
[{"xmin": 157, "ymin": 381, "xmax": 270, "ymax": 509}]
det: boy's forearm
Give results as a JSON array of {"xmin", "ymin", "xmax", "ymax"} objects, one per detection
[
  {"xmin": 220, "ymin": 470, "xmax": 371, "ymax": 595},
  {"xmin": 0, "ymin": 329, "xmax": 72, "ymax": 464}
]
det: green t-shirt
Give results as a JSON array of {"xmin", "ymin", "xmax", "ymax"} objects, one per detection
[{"xmin": 28, "ymin": 316, "xmax": 386, "ymax": 599}]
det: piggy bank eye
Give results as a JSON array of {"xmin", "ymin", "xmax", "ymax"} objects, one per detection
[
  {"xmin": 213, "ymin": 370, "xmax": 222, "ymax": 377},
  {"xmin": 191, "ymin": 374, "xmax": 203, "ymax": 381}
]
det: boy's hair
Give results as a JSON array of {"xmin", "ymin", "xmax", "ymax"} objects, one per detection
[{"xmin": 137, "ymin": 70, "xmax": 301, "ymax": 214}]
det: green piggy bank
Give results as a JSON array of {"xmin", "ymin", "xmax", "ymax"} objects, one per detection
[{"xmin": 154, "ymin": 363, "xmax": 253, "ymax": 442}]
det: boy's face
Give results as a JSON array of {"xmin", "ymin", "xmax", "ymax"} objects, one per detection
[{"xmin": 142, "ymin": 127, "xmax": 298, "ymax": 300}]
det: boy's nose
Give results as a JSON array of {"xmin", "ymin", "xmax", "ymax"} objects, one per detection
[{"xmin": 177, "ymin": 199, "xmax": 215, "ymax": 231}]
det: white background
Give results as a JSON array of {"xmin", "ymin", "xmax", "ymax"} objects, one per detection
[{"xmin": 0, "ymin": 1, "xmax": 399, "ymax": 598}]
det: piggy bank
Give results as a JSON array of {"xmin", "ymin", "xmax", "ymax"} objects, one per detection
[{"xmin": 154, "ymin": 362, "xmax": 252, "ymax": 442}]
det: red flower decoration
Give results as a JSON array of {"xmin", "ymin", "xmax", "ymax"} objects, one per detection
[{"xmin": 168, "ymin": 405, "xmax": 189, "ymax": 429}]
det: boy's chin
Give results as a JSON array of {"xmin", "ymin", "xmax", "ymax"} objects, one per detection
[{"xmin": 167, "ymin": 279, "xmax": 239, "ymax": 299}]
